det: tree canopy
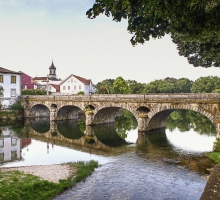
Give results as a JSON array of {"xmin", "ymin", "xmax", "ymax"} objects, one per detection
[
  {"xmin": 191, "ymin": 76, "xmax": 220, "ymax": 93},
  {"xmin": 87, "ymin": 0, "xmax": 220, "ymax": 67}
]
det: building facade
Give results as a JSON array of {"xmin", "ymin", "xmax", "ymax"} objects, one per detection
[
  {"xmin": 60, "ymin": 74, "xmax": 95, "ymax": 95},
  {"xmin": 0, "ymin": 67, "xmax": 21, "ymax": 108},
  {"xmin": 20, "ymin": 72, "xmax": 35, "ymax": 89}
]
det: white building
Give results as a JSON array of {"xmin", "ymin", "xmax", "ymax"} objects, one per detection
[
  {"xmin": 0, "ymin": 67, "xmax": 21, "ymax": 108},
  {"xmin": 60, "ymin": 74, "xmax": 95, "ymax": 95}
]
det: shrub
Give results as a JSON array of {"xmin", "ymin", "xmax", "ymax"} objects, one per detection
[
  {"xmin": 21, "ymin": 89, "xmax": 47, "ymax": 95},
  {"xmin": 77, "ymin": 91, "xmax": 85, "ymax": 95}
]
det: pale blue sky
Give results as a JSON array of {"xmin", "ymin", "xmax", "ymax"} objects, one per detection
[{"xmin": 0, "ymin": 0, "xmax": 219, "ymax": 84}]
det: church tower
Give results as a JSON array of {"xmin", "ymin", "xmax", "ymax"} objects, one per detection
[{"xmin": 48, "ymin": 61, "xmax": 58, "ymax": 80}]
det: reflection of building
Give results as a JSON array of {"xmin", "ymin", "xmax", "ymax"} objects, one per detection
[
  {"xmin": 22, "ymin": 138, "xmax": 31, "ymax": 149},
  {"xmin": 0, "ymin": 127, "xmax": 21, "ymax": 164}
]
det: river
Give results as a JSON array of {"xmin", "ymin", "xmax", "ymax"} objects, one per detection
[{"xmin": 0, "ymin": 110, "xmax": 217, "ymax": 200}]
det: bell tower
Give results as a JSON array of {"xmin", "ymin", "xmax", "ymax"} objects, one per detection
[{"xmin": 48, "ymin": 61, "xmax": 57, "ymax": 80}]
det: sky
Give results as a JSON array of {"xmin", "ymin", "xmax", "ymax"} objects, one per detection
[{"xmin": 0, "ymin": 0, "xmax": 219, "ymax": 84}]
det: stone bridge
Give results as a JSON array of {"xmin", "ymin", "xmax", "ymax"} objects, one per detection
[{"xmin": 21, "ymin": 94, "xmax": 220, "ymax": 138}]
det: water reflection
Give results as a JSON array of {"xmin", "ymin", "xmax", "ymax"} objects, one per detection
[
  {"xmin": 0, "ymin": 126, "xmax": 22, "ymax": 164},
  {"xmin": 137, "ymin": 129, "xmax": 214, "ymax": 174}
]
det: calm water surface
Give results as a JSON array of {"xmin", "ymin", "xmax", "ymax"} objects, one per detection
[{"xmin": 0, "ymin": 115, "xmax": 216, "ymax": 200}]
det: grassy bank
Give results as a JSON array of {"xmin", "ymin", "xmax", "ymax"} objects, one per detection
[
  {"xmin": 206, "ymin": 152, "xmax": 220, "ymax": 165},
  {"xmin": 0, "ymin": 160, "xmax": 98, "ymax": 200},
  {"xmin": 206, "ymin": 140, "xmax": 220, "ymax": 165}
]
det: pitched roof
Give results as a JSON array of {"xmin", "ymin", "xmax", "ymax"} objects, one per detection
[
  {"xmin": 60, "ymin": 74, "xmax": 91, "ymax": 85},
  {"xmin": 0, "ymin": 67, "xmax": 22, "ymax": 74},
  {"xmin": 32, "ymin": 77, "xmax": 47, "ymax": 81},
  {"xmin": 50, "ymin": 84, "xmax": 60, "ymax": 92},
  {"xmin": 49, "ymin": 61, "xmax": 56, "ymax": 69}
]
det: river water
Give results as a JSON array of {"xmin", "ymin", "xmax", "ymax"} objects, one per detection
[{"xmin": 0, "ymin": 112, "xmax": 217, "ymax": 200}]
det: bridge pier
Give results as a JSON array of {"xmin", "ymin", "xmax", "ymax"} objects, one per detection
[
  {"xmin": 85, "ymin": 112, "xmax": 94, "ymax": 126},
  {"xmin": 216, "ymin": 123, "xmax": 220, "ymax": 139},
  {"xmin": 138, "ymin": 116, "xmax": 149, "ymax": 132}
]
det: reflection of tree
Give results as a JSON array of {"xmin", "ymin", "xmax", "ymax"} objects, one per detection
[
  {"xmin": 94, "ymin": 123, "xmax": 128, "ymax": 147},
  {"xmin": 57, "ymin": 120, "xmax": 84, "ymax": 139},
  {"xmin": 77, "ymin": 121, "xmax": 85, "ymax": 133},
  {"xmin": 166, "ymin": 110, "xmax": 216, "ymax": 135},
  {"xmin": 115, "ymin": 110, "xmax": 138, "ymax": 139}
]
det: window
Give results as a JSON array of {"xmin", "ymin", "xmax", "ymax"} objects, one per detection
[
  {"xmin": 11, "ymin": 76, "xmax": 16, "ymax": 83},
  {"xmin": 0, "ymin": 153, "xmax": 3, "ymax": 162},
  {"xmin": 11, "ymin": 151, "xmax": 17, "ymax": 159},
  {"xmin": 71, "ymin": 78, "xmax": 73, "ymax": 83},
  {"xmin": 11, "ymin": 89, "xmax": 16, "ymax": 97},
  {"xmin": 0, "ymin": 139, "xmax": 3, "ymax": 147},
  {"xmin": 24, "ymin": 84, "xmax": 27, "ymax": 89},
  {"xmin": 68, "ymin": 86, "xmax": 70, "ymax": 90},
  {"xmin": 74, "ymin": 85, "xmax": 76, "ymax": 90},
  {"xmin": 0, "ymin": 75, "xmax": 3, "ymax": 83},
  {"xmin": 63, "ymin": 86, "xmax": 66, "ymax": 90},
  {"xmin": 11, "ymin": 138, "xmax": 17, "ymax": 146},
  {"xmin": 79, "ymin": 85, "xmax": 81, "ymax": 90}
]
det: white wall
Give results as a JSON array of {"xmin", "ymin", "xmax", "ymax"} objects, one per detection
[
  {"xmin": 60, "ymin": 75, "xmax": 85, "ymax": 94},
  {"xmin": 0, "ymin": 73, "xmax": 21, "ymax": 108}
]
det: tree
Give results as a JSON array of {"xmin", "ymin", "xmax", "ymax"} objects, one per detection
[
  {"xmin": 87, "ymin": 1, "xmax": 220, "ymax": 67},
  {"xmin": 174, "ymin": 78, "xmax": 192, "ymax": 93},
  {"xmin": 95, "ymin": 79, "xmax": 115, "ymax": 94},
  {"xmin": 191, "ymin": 76, "xmax": 220, "ymax": 93},
  {"xmin": 126, "ymin": 79, "xmax": 145, "ymax": 94},
  {"xmin": 143, "ymin": 79, "xmax": 175, "ymax": 93},
  {"xmin": 113, "ymin": 76, "xmax": 131, "ymax": 94}
]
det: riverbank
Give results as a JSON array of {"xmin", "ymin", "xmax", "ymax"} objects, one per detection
[
  {"xmin": 0, "ymin": 164, "xmax": 76, "ymax": 183},
  {"xmin": 0, "ymin": 161, "xmax": 98, "ymax": 200},
  {"xmin": 200, "ymin": 165, "xmax": 220, "ymax": 199}
]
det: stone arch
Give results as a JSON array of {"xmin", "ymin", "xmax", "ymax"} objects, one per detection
[
  {"xmin": 57, "ymin": 105, "xmax": 85, "ymax": 120},
  {"xmin": 147, "ymin": 103, "xmax": 216, "ymax": 132},
  {"xmin": 29, "ymin": 104, "xmax": 50, "ymax": 117},
  {"xmin": 93, "ymin": 103, "xmax": 138, "ymax": 125}
]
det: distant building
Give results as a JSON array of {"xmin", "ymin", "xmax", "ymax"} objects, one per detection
[
  {"xmin": 33, "ymin": 61, "xmax": 59, "ymax": 83},
  {"xmin": 20, "ymin": 72, "xmax": 35, "ymax": 89},
  {"xmin": 32, "ymin": 61, "xmax": 95, "ymax": 95},
  {"xmin": 0, "ymin": 67, "xmax": 21, "ymax": 108},
  {"xmin": 60, "ymin": 74, "xmax": 95, "ymax": 95}
]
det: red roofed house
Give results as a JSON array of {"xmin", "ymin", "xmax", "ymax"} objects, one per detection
[{"xmin": 60, "ymin": 74, "xmax": 95, "ymax": 95}]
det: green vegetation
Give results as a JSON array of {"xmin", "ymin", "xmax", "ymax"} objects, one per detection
[
  {"xmin": 77, "ymin": 91, "xmax": 85, "ymax": 95},
  {"xmin": 191, "ymin": 76, "xmax": 220, "ymax": 93},
  {"xmin": 0, "ymin": 161, "xmax": 98, "ymax": 200},
  {"xmin": 166, "ymin": 110, "xmax": 216, "ymax": 135},
  {"xmin": 113, "ymin": 76, "xmax": 131, "ymax": 94},
  {"xmin": 22, "ymin": 89, "xmax": 47, "ymax": 95},
  {"xmin": 95, "ymin": 76, "xmax": 220, "ymax": 94},
  {"xmin": 10, "ymin": 102, "xmax": 24, "ymax": 113},
  {"xmin": 87, "ymin": 1, "xmax": 220, "ymax": 68},
  {"xmin": 77, "ymin": 121, "xmax": 86, "ymax": 132},
  {"xmin": 115, "ymin": 109, "xmax": 138, "ymax": 139}
]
